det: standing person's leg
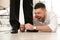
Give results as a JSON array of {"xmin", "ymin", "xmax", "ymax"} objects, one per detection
[
  {"xmin": 10, "ymin": 0, "xmax": 20, "ymax": 33},
  {"xmin": 20, "ymin": 0, "xmax": 33, "ymax": 32},
  {"xmin": 23, "ymin": 0, "xmax": 33, "ymax": 25},
  {"xmin": 23, "ymin": 0, "xmax": 38, "ymax": 32}
]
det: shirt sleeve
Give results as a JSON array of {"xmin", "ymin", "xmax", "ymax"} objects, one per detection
[{"xmin": 48, "ymin": 15, "xmax": 58, "ymax": 32}]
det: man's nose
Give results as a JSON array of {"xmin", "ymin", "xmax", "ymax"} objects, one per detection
[{"xmin": 35, "ymin": 15, "xmax": 39, "ymax": 18}]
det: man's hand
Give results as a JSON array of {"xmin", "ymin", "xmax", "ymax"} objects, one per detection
[
  {"xmin": 20, "ymin": 24, "xmax": 25, "ymax": 32},
  {"xmin": 25, "ymin": 23, "xmax": 33, "ymax": 30}
]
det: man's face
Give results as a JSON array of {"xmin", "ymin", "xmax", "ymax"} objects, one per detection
[{"xmin": 35, "ymin": 8, "xmax": 46, "ymax": 21}]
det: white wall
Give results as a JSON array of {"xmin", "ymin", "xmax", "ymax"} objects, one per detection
[
  {"xmin": 52, "ymin": 0, "xmax": 60, "ymax": 24},
  {"xmin": 0, "ymin": 0, "xmax": 10, "ymax": 8}
]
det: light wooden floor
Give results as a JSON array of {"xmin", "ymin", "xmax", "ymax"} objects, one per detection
[{"xmin": 0, "ymin": 25, "xmax": 60, "ymax": 40}]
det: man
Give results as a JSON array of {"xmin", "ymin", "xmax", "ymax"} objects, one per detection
[
  {"xmin": 25, "ymin": 2, "xmax": 57, "ymax": 32},
  {"xmin": 10, "ymin": 0, "xmax": 33, "ymax": 33}
]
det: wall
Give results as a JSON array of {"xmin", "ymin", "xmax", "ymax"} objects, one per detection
[{"xmin": 0, "ymin": 0, "xmax": 10, "ymax": 8}]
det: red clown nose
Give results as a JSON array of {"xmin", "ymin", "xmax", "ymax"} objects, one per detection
[{"xmin": 35, "ymin": 15, "xmax": 39, "ymax": 18}]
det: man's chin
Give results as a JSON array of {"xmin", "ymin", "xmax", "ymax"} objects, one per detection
[
  {"xmin": 37, "ymin": 17, "xmax": 41, "ymax": 20},
  {"xmin": 37, "ymin": 18, "xmax": 42, "ymax": 21}
]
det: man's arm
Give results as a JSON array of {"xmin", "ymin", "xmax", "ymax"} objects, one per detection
[
  {"xmin": 36, "ymin": 25, "xmax": 52, "ymax": 32},
  {"xmin": 36, "ymin": 15, "xmax": 57, "ymax": 32},
  {"xmin": 25, "ymin": 23, "xmax": 52, "ymax": 32}
]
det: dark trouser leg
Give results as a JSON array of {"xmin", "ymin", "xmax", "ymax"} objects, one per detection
[
  {"xmin": 23, "ymin": 0, "xmax": 33, "ymax": 25},
  {"xmin": 23, "ymin": 0, "xmax": 38, "ymax": 32},
  {"xmin": 10, "ymin": 0, "xmax": 20, "ymax": 31},
  {"xmin": 20, "ymin": 0, "xmax": 33, "ymax": 32}
]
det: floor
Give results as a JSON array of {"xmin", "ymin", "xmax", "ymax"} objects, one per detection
[{"xmin": 0, "ymin": 25, "xmax": 60, "ymax": 40}]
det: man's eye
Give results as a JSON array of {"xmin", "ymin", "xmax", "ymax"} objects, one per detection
[
  {"xmin": 35, "ymin": 13, "xmax": 36, "ymax": 14},
  {"xmin": 38, "ymin": 13, "xmax": 40, "ymax": 14},
  {"xmin": 35, "ymin": 12, "xmax": 41, "ymax": 14},
  {"xmin": 38, "ymin": 13, "xmax": 41, "ymax": 14},
  {"xmin": 35, "ymin": 13, "xmax": 37, "ymax": 14}
]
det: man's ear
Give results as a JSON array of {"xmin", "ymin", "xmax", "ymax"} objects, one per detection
[
  {"xmin": 45, "ymin": 9, "xmax": 47, "ymax": 12},
  {"xmin": 43, "ymin": 8, "xmax": 47, "ymax": 13}
]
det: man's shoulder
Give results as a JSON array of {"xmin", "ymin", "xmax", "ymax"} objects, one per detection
[{"xmin": 47, "ymin": 11, "xmax": 57, "ymax": 18}]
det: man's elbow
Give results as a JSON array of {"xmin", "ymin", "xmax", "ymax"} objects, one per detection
[
  {"xmin": 41, "ymin": 29, "xmax": 52, "ymax": 32},
  {"xmin": 40, "ymin": 27, "xmax": 52, "ymax": 32}
]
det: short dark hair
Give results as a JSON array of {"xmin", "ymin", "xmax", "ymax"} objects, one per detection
[{"xmin": 34, "ymin": 2, "xmax": 46, "ymax": 9}]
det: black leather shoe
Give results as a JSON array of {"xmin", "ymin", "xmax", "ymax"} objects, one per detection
[
  {"xmin": 27, "ymin": 30, "xmax": 38, "ymax": 32},
  {"xmin": 11, "ymin": 30, "xmax": 18, "ymax": 34}
]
